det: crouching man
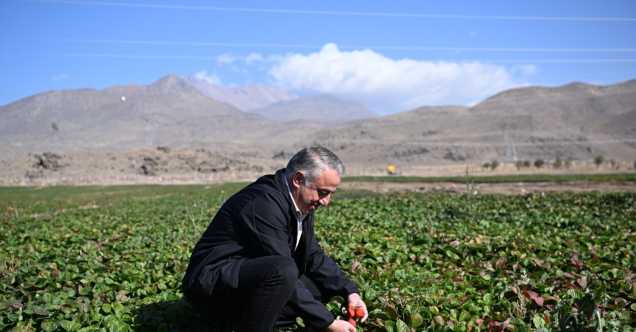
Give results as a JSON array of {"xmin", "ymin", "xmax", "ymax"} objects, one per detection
[{"xmin": 182, "ymin": 146, "xmax": 368, "ymax": 331}]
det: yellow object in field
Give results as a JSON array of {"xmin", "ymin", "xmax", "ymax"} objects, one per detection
[{"xmin": 386, "ymin": 164, "xmax": 397, "ymax": 175}]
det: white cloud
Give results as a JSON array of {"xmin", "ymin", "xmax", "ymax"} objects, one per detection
[
  {"xmin": 219, "ymin": 52, "xmax": 281, "ymax": 66},
  {"xmin": 216, "ymin": 53, "xmax": 237, "ymax": 66},
  {"xmin": 245, "ymin": 52, "xmax": 265, "ymax": 64},
  {"xmin": 193, "ymin": 70, "xmax": 221, "ymax": 85},
  {"xmin": 269, "ymin": 43, "xmax": 532, "ymax": 113}
]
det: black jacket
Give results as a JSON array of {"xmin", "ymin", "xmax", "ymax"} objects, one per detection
[{"xmin": 182, "ymin": 168, "xmax": 358, "ymax": 328}]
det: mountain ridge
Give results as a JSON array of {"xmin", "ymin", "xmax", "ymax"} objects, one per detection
[{"xmin": 1, "ymin": 76, "xmax": 634, "ymax": 176}]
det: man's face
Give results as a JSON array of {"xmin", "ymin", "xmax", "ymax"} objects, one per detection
[{"xmin": 291, "ymin": 168, "xmax": 340, "ymax": 215}]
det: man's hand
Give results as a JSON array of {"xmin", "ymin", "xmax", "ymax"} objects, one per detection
[
  {"xmin": 347, "ymin": 293, "xmax": 368, "ymax": 322},
  {"xmin": 327, "ymin": 319, "xmax": 355, "ymax": 332}
]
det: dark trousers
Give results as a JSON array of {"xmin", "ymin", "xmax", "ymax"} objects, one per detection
[{"xmin": 190, "ymin": 256, "xmax": 326, "ymax": 332}]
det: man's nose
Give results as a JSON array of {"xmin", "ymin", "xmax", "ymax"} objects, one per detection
[{"xmin": 319, "ymin": 195, "xmax": 331, "ymax": 206}]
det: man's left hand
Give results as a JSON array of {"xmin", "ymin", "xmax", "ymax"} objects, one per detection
[{"xmin": 347, "ymin": 293, "xmax": 368, "ymax": 322}]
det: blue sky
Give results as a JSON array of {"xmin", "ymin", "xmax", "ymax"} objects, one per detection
[{"xmin": 1, "ymin": 0, "xmax": 635, "ymax": 113}]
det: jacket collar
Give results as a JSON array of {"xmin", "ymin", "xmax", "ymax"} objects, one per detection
[
  {"xmin": 274, "ymin": 168, "xmax": 313, "ymax": 257},
  {"xmin": 274, "ymin": 168, "xmax": 295, "ymax": 214}
]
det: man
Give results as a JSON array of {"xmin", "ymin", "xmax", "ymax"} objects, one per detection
[{"xmin": 182, "ymin": 146, "xmax": 368, "ymax": 331}]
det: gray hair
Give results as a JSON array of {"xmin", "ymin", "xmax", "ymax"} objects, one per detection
[{"xmin": 286, "ymin": 146, "xmax": 345, "ymax": 184}]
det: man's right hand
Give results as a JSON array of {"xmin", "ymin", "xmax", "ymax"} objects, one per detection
[{"xmin": 327, "ymin": 319, "xmax": 355, "ymax": 332}]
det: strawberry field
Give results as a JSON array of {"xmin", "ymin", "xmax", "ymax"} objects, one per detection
[{"xmin": 1, "ymin": 184, "xmax": 635, "ymax": 331}]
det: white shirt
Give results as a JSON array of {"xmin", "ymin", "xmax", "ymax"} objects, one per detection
[{"xmin": 284, "ymin": 175, "xmax": 306, "ymax": 250}]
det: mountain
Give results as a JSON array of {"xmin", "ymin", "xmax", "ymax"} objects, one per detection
[
  {"xmin": 251, "ymin": 94, "xmax": 376, "ymax": 123},
  {"xmin": 472, "ymin": 80, "xmax": 636, "ymax": 133},
  {"xmin": 186, "ymin": 76, "xmax": 297, "ymax": 111},
  {"xmin": 185, "ymin": 76, "xmax": 374, "ymax": 122},
  {"xmin": 0, "ymin": 75, "xmax": 272, "ymax": 150},
  {"xmin": 1, "ymin": 76, "xmax": 634, "ymax": 180},
  {"xmin": 307, "ymin": 80, "xmax": 636, "ymax": 165}
]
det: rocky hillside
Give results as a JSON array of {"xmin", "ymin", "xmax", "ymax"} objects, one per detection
[
  {"xmin": 0, "ymin": 76, "xmax": 634, "ymax": 184},
  {"xmin": 308, "ymin": 80, "xmax": 636, "ymax": 165},
  {"xmin": 0, "ymin": 75, "xmax": 273, "ymax": 151}
]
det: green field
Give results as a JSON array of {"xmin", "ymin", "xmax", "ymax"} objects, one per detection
[{"xmin": 1, "ymin": 185, "xmax": 635, "ymax": 331}]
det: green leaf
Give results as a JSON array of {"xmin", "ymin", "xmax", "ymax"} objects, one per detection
[
  {"xmin": 532, "ymin": 314, "xmax": 545, "ymax": 328},
  {"xmin": 40, "ymin": 321, "xmax": 57, "ymax": 332},
  {"xmin": 395, "ymin": 319, "xmax": 410, "ymax": 332},
  {"xmin": 409, "ymin": 312, "xmax": 423, "ymax": 328},
  {"xmin": 59, "ymin": 320, "xmax": 81, "ymax": 332}
]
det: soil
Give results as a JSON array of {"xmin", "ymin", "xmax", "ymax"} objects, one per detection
[
  {"xmin": 340, "ymin": 181, "xmax": 636, "ymax": 195},
  {"xmin": 1, "ymin": 148, "xmax": 634, "ymax": 193}
]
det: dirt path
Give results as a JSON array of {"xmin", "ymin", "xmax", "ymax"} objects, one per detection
[{"xmin": 340, "ymin": 181, "xmax": 636, "ymax": 195}]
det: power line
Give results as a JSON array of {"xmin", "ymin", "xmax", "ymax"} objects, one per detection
[
  {"xmin": 480, "ymin": 59, "xmax": 636, "ymax": 64},
  {"xmin": 366, "ymin": 47, "xmax": 636, "ymax": 53},
  {"xmin": 72, "ymin": 39, "xmax": 636, "ymax": 54},
  {"xmin": 37, "ymin": 0, "xmax": 636, "ymax": 22},
  {"xmin": 64, "ymin": 53, "xmax": 215, "ymax": 60},
  {"xmin": 61, "ymin": 52, "xmax": 636, "ymax": 64},
  {"xmin": 73, "ymin": 40, "xmax": 318, "ymax": 49}
]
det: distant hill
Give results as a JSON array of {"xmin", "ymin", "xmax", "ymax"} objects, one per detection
[
  {"xmin": 308, "ymin": 80, "xmax": 636, "ymax": 164},
  {"xmin": 186, "ymin": 75, "xmax": 374, "ymax": 122},
  {"xmin": 0, "ymin": 75, "xmax": 272, "ymax": 150},
  {"xmin": 251, "ymin": 94, "xmax": 376, "ymax": 123},
  {"xmin": 186, "ymin": 76, "xmax": 297, "ymax": 111},
  {"xmin": 1, "ymin": 76, "xmax": 634, "ymax": 177}
]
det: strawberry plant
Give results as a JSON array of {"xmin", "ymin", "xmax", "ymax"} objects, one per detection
[{"xmin": 1, "ymin": 186, "xmax": 635, "ymax": 331}]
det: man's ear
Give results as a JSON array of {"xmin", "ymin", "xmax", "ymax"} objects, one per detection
[{"xmin": 291, "ymin": 172, "xmax": 304, "ymax": 189}]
